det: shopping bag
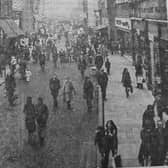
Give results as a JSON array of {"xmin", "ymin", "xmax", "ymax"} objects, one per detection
[
  {"xmin": 137, "ymin": 76, "xmax": 143, "ymax": 83},
  {"xmin": 30, "ymin": 131, "xmax": 39, "ymax": 146},
  {"xmin": 114, "ymin": 155, "xmax": 122, "ymax": 167}
]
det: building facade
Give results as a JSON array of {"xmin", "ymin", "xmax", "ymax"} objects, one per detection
[
  {"xmin": 131, "ymin": 0, "xmax": 167, "ymax": 97},
  {"xmin": 106, "ymin": 0, "xmax": 168, "ymax": 105},
  {"xmin": 107, "ymin": 0, "xmax": 116, "ymax": 40},
  {"xmin": 0, "ymin": 0, "xmax": 13, "ymax": 18},
  {"xmin": 115, "ymin": 0, "xmax": 132, "ymax": 55},
  {"xmin": 94, "ymin": 0, "xmax": 109, "ymax": 43},
  {"xmin": 87, "ymin": 0, "xmax": 98, "ymax": 28}
]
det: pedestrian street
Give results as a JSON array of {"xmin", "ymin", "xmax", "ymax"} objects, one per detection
[{"xmin": 104, "ymin": 54, "xmax": 154, "ymax": 167}]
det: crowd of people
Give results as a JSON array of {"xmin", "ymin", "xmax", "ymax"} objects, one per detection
[
  {"xmin": 3, "ymin": 22, "xmax": 168, "ymax": 167},
  {"xmin": 138, "ymin": 103, "xmax": 168, "ymax": 166},
  {"xmin": 2, "ymin": 25, "xmax": 110, "ymax": 147}
]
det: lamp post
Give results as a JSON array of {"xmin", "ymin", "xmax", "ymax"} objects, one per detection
[{"xmin": 102, "ymin": 95, "xmax": 105, "ymax": 128}]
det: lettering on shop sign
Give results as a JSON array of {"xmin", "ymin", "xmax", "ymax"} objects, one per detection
[
  {"xmin": 115, "ymin": 0, "xmax": 131, "ymax": 4},
  {"xmin": 115, "ymin": 17, "xmax": 131, "ymax": 30},
  {"xmin": 139, "ymin": 0, "xmax": 166, "ymax": 19}
]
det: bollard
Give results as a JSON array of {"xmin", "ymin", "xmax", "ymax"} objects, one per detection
[
  {"xmin": 97, "ymin": 85, "xmax": 103, "ymax": 127},
  {"xmin": 18, "ymin": 93, "xmax": 25, "ymax": 157}
]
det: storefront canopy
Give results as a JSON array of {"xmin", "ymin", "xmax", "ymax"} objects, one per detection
[
  {"xmin": 94, "ymin": 25, "xmax": 108, "ymax": 31},
  {"xmin": 0, "ymin": 19, "xmax": 24, "ymax": 38}
]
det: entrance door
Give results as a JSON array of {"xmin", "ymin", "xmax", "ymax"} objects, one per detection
[{"xmin": 150, "ymin": 41, "xmax": 155, "ymax": 89}]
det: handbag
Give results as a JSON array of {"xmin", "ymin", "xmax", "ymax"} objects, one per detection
[
  {"xmin": 142, "ymin": 78, "xmax": 145, "ymax": 83},
  {"xmin": 114, "ymin": 155, "xmax": 122, "ymax": 167}
]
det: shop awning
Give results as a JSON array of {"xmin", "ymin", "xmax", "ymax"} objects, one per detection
[
  {"xmin": 94, "ymin": 25, "xmax": 108, "ymax": 31},
  {"xmin": 0, "ymin": 19, "xmax": 24, "ymax": 37}
]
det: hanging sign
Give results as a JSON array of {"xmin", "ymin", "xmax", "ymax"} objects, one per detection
[{"xmin": 115, "ymin": 17, "xmax": 131, "ymax": 30}]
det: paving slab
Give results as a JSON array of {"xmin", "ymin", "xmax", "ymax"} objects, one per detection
[{"xmin": 104, "ymin": 55, "xmax": 154, "ymax": 167}]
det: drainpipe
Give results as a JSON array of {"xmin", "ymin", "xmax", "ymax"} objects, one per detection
[
  {"xmin": 131, "ymin": 19, "xmax": 135, "ymax": 66},
  {"xmin": 144, "ymin": 19, "xmax": 150, "ymax": 89}
]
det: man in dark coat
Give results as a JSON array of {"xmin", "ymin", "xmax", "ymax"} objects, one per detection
[
  {"xmin": 95, "ymin": 54, "xmax": 103, "ymax": 70},
  {"xmin": 39, "ymin": 51, "xmax": 46, "ymax": 71},
  {"xmin": 35, "ymin": 97, "xmax": 49, "ymax": 146},
  {"xmin": 23, "ymin": 96, "xmax": 36, "ymax": 145},
  {"xmin": 83, "ymin": 76, "xmax": 94, "ymax": 112},
  {"xmin": 97, "ymin": 69, "xmax": 108, "ymax": 101},
  {"xmin": 5, "ymin": 73, "xmax": 17, "ymax": 106},
  {"xmin": 52, "ymin": 44, "xmax": 58, "ymax": 68},
  {"xmin": 142, "ymin": 105, "xmax": 155, "ymax": 129},
  {"xmin": 155, "ymin": 121, "xmax": 165, "ymax": 166},
  {"xmin": 122, "ymin": 68, "xmax": 133, "ymax": 98},
  {"xmin": 139, "ymin": 125, "xmax": 155, "ymax": 166},
  {"xmin": 79, "ymin": 56, "xmax": 87, "ymax": 79},
  {"xmin": 49, "ymin": 73, "xmax": 61, "ymax": 109},
  {"xmin": 105, "ymin": 58, "xmax": 111, "ymax": 75},
  {"xmin": 32, "ymin": 47, "xmax": 38, "ymax": 63}
]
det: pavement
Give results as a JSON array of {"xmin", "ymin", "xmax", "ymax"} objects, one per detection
[
  {"xmin": 104, "ymin": 54, "xmax": 154, "ymax": 167},
  {"xmin": 0, "ymin": 37, "xmax": 98, "ymax": 168}
]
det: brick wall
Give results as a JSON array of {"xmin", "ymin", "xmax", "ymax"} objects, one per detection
[{"xmin": 0, "ymin": 0, "xmax": 12, "ymax": 17}]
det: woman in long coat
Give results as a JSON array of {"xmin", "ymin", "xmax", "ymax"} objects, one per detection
[
  {"xmin": 63, "ymin": 77, "xmax": 76, "ymax": 109},
  {"xmin": 122, "ymin": 68, "xmax": 133, "ymax": 98}
]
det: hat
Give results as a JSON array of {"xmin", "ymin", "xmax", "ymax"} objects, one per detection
[{"xmin": 91, "ymin": 66, "xmax": 97, "ymax": 71}]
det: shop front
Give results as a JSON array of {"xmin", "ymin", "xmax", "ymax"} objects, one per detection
[
  {"xmin": 147, "ymin": 22, "xmax": 161, "ymax": 93},
  {"xmin": 131, "ymin": 19, "xmax": 162, "ymax": 92},
  {"xmin": 94, "ymin": 24, "xmax": 108, "ymax": 46},
  {"xmin": 131, "ymin": 0, "xmax": 167, "ymax": 93},
  {"xmin": 0, "ymin": 19, "xmax": 24, "ymax": 77},
  {"xmin": 158, "ymin": 25, "xmax": 168, "ymax": 105},
  {"xmin": 115, "ymin": 17, "xmax": 132, "ymax": 55}
]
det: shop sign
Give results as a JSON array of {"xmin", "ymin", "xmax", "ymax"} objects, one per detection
[
  {"xmin": 139, "ymin": 0, "xmax": 166, "ymax": 20},
  {"xmin": 115, "ymin": 17, "xmax": 131, "ymax": 30},
  {"xmin": 115, "ymin": 0, "xmax": 131, "ymax": 4}
]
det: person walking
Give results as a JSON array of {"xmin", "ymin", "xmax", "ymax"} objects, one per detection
[
  {"xmin": 35, "ymin": 97, "xmax": 49, "ymax": 146},
  {"xmin": 83, "ymin": 76, "xmax": 94, "ymax": 112},
  {"xmin": 49, "ymin": 73, "xmax": 61, "ymax": 109},
  {"xmin": 39, "ymin": 51, "xmax": 46, "ymax": 72},
  {"xmin": 122, "ymin": 68, "xmax": 133, "ymax": 98},
  {"xmin": 142, "ymin": 105, "xmax": 155, "ymax": 129},
  {"xmin": 135, "ymin": 62, "xmax": 144, "ymax": 89},
  {"xmin": 95, "ymin": 54, "xmax": 104, "ymax": 71},
  {"xmin": 155, "ymin": 121, "xmax": 165, "ymax": 166},
  {"xmin": 23, "ymin": 96, "xmax": 36, "ymax": 145},
  {"xmin": 97, "ymin": 69, "xmax": 108, "ymax": 101},
  {"xmin": 32, "ymin": 47, "xmax": 38, "ymax": 64},
  {"xmin": 10, "ymin": 56, "xmax": 17, "ymax": 74},
  {"xmin": 105, "ymin": 58, "xmax": 111, "ymax": 75},
  {"xmin": 63, "ymin": 77, "xmax": 76, "ymax": 110},
  {"xmin": 52, "ymin": 44, "xmax": 58, "ymax": 68},
  {"xmin": 139, "ymin": 124, "xmax": 155, "ymax": 166},
  {"xmin": 79, "ymin": 56, "xmax": 87, "ymax": 79},
  {"xmin": 25, "ymin": 68, "xmax": 32, "ymax": 82},
  {"xmin": 5, "ymin": 72, "xmax": 17, "ymax": 106},
  {"xmin": 104, "ymin": 120, "xmax": 118, "ymax": 168}
]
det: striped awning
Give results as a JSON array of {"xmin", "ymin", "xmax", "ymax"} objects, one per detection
[{"xmin": 0, "ymin": 19, "xmax": 24, "ymax": 38}]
